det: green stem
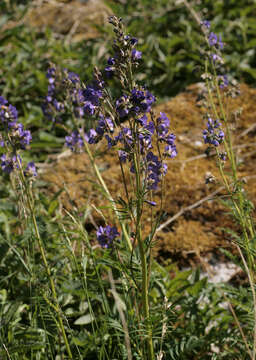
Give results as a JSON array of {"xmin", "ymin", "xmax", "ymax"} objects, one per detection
[
  {"xmin": 212, "ymin": 69, "xmax": 255, "ymax": 270},
  {"xmin": 133, "ymin": 147, "xmax": 154, "ymax": 360},
  {"xmin": 17, "ymin": 161, "xmax": 73, "ymax": 359},
  {"xmin": 73, "ymin": 120, "xmax": 133, "ymax": 252}
]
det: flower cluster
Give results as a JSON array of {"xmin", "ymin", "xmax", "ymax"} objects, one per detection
[
  {"xmin": 208, "ymin": 32, "xmax": 223, "ymax": 49},
  {"xmin": 218, "ymin": 74, "xmax": 229, "ymax": 89},
  {"xmin": 0, "ymin": 96, "xmax": 36, "ymax": 176},
  {"xmin": 146, "ymin": 152, "xmax": 167, "ymax": 190},
  {"xmin": 156, "ymin": 112, "xmax": 177, "ymax": 158},
  {"xmin": 43, "ymin": 65, "xmax": 104, "ymax": 125},
  {"xmin": 25, "ymin": 162, "xmax": 37, "ymax": 177},
  {"xmin": 203, "ymin": 117, "xmax": 224, "ymax": 147},
  {"xmin": 201, "ymin": 20, "xmax": 228, "ymax": 75},
  {"xmin": 0, "ymin": 154, "xmax": 21, "ymax": 174},
  {"xmin": 62, "ymin": 34, "xmax": 177, "ymax": 192},
  {"xmin": 116, "ymin": 87, "xmax": 156, "ymax": 119},
  {"xmin": 65, "ymin": 130, "xmax": 84, "ymax": 152},
  {"xmin": 43, "ymin": 66, "xmax": 65, "ymax": 122},
  {"xmin": 104, "ymin": 16, "xmax": 142, "ymax": 81},
  {"xmin": 96, "ymin": 225, "xmax": 120, "ymax": 248}
]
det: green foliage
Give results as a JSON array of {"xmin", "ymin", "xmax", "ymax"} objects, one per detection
[
  {"xmin": 109, "ymin": 0, "xmax": 256, "ymax": 97},
  {"xmin": 0, "ymin": 189, "xmax": 253, "ymax": 358}
]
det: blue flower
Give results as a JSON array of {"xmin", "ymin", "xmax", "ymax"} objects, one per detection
[
  {"xmin": 208, "ymin": 32, "xmax": 218, "ymax": 46},
  {"xmin": 25, "ymin": 162, "xmax": 37, "ymax": 177},
  {"xmin": 84, "ymin": 129, "xmax": 98, "ymax": 144},
  {"xmin": 131, "ymin": 88, "xmax": 155, "ymax": 114},
  {"xmin": 131, "ymin": 49, "xmax": 142, "ymax": 60},
  {"xmin": 46, "ymin": 67, "xmax": 56, "ymax": 84},
  {"xmin": 146, "ymin": 151, "xmax": 165, "ymax": 190},
  {"xmin": 203, "ymin": 118, "xmax": 225, "ymax": 146},
  {"xmin": 164, "ymin": 144, "xmax": 177, "ymax": 158},
  {"xmin": 218, "ymin": 75, "xmax": 228, "ymax": 88},
  {"xmin": 1, "ymin": 154, "xmax": 21, "ymax": 174},
  {"xmin": 96, "ymin": 225, "xmax": 120, "ymax": 248},
  {"xmin": 83, "ymin": 84, "xmax": 102, "ymax": 106},
  {"xmin": 130, "ymin": 37, "xmax": 138, "ymax": 46},
  {"xmin": 65, "ymin": 131, "xmax": 83, "ymax": 151},
  {"xmin": 201, "ymin": 20, "xmax": 211, "ymax": 29},
  {"xmin": 118, "ymin": 150, "xmax": 128, "ymax": 163},
  {"xmin": 0, "ymin": 99, "xmax": 18, "ymax": 124},
  {"xmin": 116, "ymin": 95, "xmax": 129, "ymax": 118},
  {"xmin": 145, "ymin": 200, "xmax": 156, "ymax": 206},
  {"xmin": 211, "ymin": 53, "xmax": 223, "ymax": 64}
]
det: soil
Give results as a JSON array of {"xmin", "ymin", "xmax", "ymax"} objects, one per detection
[{"xmin": 41, "ymin": 83, "xmax": 256, "ymax": 265}]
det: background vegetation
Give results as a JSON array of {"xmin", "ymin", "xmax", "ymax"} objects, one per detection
[{"xmin": 0, "ymin": 0, "xmax": 256, "ymax": 359}]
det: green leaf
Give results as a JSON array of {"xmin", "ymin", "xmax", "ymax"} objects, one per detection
[{"xmin": 74, "ymin": 314, "xmax": 94, "ymax": 325}]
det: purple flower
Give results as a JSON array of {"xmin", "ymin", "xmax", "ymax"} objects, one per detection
[
  {"xmin": 7, "ymin": 122, "xmax": 32, "ymax": 149},
  {"xmin": 218, "ymin": 75, "xmax": 228, "ymax": 89},
  {"xmin": 65, "ymin": 131, "xmax": 84, "ymax": 151},
  {"xmin": 201, "ymin": 20, "xmax": 211, "ymax": 29},
  {"xmin": 107, "ymin": 57, "xmax": 115, "ymax": 66},
  {"xmin": 83, "ymin": 101, "xmax": 95, "ymax": 116},
  {"xmin": 105, "ymin": 57, "xmax": 116, "ymax": 78},
  {"xmin": 116, "ymin": 95, "xmax": 129, "ymax": 118},
  {"xmin": 1, "ymin": 154, "xmax": 21, "ymax": 174},
  {"xmin": 139, "ymin": 131, "xmax": 153, "ymax": 153},
  {"xmin": 0, "ymin": 96, "xmax": 8, "ymax": 106},
  {"xmin": 131, "ymin": 88, "xmax": 155, "ymax": 114},
  {"xmin": 218, "ymin": 35, "xmax": 224, "ymax": 49},
  {"xmin": 145, "ymin": 121, "xmax": 155, "ymax": 135},
  {"xmin": 117, "ymin": 127, "xmax": 133, "ymax": 149},
  {"xmin": 130, "ymin": 37, "xmax": 138, "ymax": 46},
  {"xmin": 137, "ymin": 114, "xmax": 148, "ymax": 127},
  {"xmin": 20, "ymin": 129, "xmax": 32, "ymax": 148},
  {"xmin": 25, "ymin": 162, "xmax": 37, "ymax": 177},
  {"xmin": 83, "ymin": 84, "xmax": 102, "ymax": 106},
  {"xmin": 156, "ymin": 112, "xmax": 170, "ymax": 140},
  {"xmin": 203, "ymin": 118, "xmax": 225, "ymax": 146},
  {"xmin": 211, "ymin": 53, "xmax": 223, "ymax": 64},
  {"xmin": 105, "ymin": 134, "xmax": 117, "ymax": 148},
  {"xmin": 84, "ymin": 129, "xmax": 98, "ymax": 144},
  {"xmin": 164, "ymin": 144, "xmax": 177, "ymax": 158},
  {"xmin": 209, "ymin": 32, "xmax": 224, "ymax": 50},
  {"xmin": 95, "ymin": 116, "xmax": 114, "ymax": 138},
  {"xmin": 208, "ymin": 32, "xmax": 218, "ymax": 46},
  {"xmin": 68, "ymin": 71, "xmax": 80, "ymax": 84},
  {"xmin": 105, "ymin": 66, "xmax": 115, "ymax": 78},
  {"xmin": 118, "ymin": 150, "xmax": 128, "ymax": 163},
  {"xmin": 146, "ymin": 151, "xmax": 165, "ymax": 190},
  {"xmin": 145, "ymin": 200, "xmax": 156, "ymax": 206},
  {"xmin": 96, "ymin": 225, "xmax": 120, "ymax": 248},
  {"xmin": 53, "ymin": 99, "xmax": 64, "ymax": 112},
  {"xmin": 46, "ymin": 67, "xmax": 56, "ymax": 85},
  {"xmin": 219, "ymin": 152, "xmax": 227, "ymax": 161},
  {"xmin": 131, "ymin": 49, "xmax": 142, "ymax": 60},
  {"xmin": 0, "ymin": 100, "xmax": 18, "ymax": 124}
]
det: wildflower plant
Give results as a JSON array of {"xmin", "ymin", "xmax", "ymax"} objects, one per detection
[
  {"xmin": 185, "ymin": 6, "xmax": 256, "ymax": 358},
  {"xmin": 199, "ymin": 18, "xmax": 256, "ymax": 268},
  {"xmin": 42, "ymin": 15, "xmax": 178, "ymax": 359},
  {"xmin": 0, "ymin": 99, "xmax": 72, "ymax": 356}
]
